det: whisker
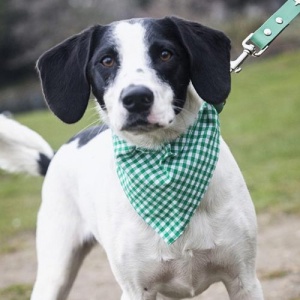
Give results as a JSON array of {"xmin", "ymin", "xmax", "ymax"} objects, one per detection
[
  {"xmin": 171, "ymin": 101, "xmax": 198, "ymax": 132},
  {"xmin": 73, "ymin": 105, "xmax": 103, "ymax": 136},
  {"xmin": 76, "ymin": 119, "xmax": 101, "ymax": 136},
  {"xmin": 172, "ymin": 105, "xmax": 193, "ymax": 116}
]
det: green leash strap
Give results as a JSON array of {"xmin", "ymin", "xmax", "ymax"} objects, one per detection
[
  {"xmin": 250, "ymin": 0, "xmax": 300, "ymax": 50},
  {"xmin": 230, "ymin": 0, "xmax": 300, "ymax": 73},
  {"xmin": 221, "ymin": 0, "xmax": 300, "ymax": 113}
]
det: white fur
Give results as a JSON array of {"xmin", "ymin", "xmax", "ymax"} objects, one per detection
[
  {"xmin": 0, "ymin": 114, "xmax": 53, "ymax": 176},
  {"xmin": 1, "ymin": 19, "xmax": 264, "ymax": 300}
]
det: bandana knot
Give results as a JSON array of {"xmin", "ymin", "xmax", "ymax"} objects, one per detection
[{"xmin": 113, "ymin": 103, "xmax": 220, "ymax": 244}]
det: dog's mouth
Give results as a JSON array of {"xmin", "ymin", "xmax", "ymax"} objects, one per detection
[{"xmin": 121, "ymin": 115, "xmax": 163, "ymax": 133}]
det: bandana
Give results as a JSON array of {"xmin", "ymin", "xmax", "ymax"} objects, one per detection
[{"xmin": 113, "ymin": 103, "xmax": 220, "ymax": 244}]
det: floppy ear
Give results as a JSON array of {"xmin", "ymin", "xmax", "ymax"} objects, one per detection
[
  {"xmin": 169, "ymin": 17, "xmax": 231, "ymax": 105},
  {"xmin": 37, "ymin": 26, "xmax": 100, "ymax": 124}
]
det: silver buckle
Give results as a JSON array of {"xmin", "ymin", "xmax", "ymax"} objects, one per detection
[{"xmin": 230, "ymin": 33, "xmax": 269, "ymax": 73}]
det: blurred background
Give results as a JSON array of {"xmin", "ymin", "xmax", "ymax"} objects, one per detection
[{"xmin": 0, "ymin": 1, "xmax": 300, "ymax": 299}]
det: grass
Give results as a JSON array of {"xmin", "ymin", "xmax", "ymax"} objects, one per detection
[
  {"xmin": 260, "ymin": 269, "xmax": 290, "ymax": 280},
  {"xmin": 0, "ymin": 284, "xmax": 32, "ymax": 300},
  {"xmin": 221, "ymin": 51, "xmax": 300, "ymax": 213},
  {"xmin": 0, "ymin": 51, "xmax": 299, "ymax": 245}
]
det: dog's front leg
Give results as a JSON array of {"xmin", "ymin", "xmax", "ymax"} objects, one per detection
[
  {"xmin": 31, "ymin": 241, "xmax": 93, "ymax": 300},
  {"xmin": 224, "ymin": 274, "xmax": 264, "ymax": 300},
  {"xmin": 30, "ymin": 182, "xmax": 94, "ymax": 300}
]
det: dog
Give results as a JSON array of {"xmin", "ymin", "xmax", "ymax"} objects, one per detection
[{"xmin": 0, "ymin": 17, "xmax": 264, "ymax": 300}]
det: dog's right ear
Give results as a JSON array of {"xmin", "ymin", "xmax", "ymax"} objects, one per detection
[{"xmin": 37, "ymin": 26, "xmax": 101, "ymax": 124}]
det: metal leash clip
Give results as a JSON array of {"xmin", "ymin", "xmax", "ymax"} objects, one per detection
[{"xmin": 230, "ymin": 33, "xmax": 268, "ymax": 73}]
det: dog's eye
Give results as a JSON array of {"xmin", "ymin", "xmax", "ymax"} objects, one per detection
[
  {"xmin": 101, "ymin": 56, "xmax": 115, "ymax": 67},
  {"xmin": 160, "ymin": 50, "xmax": 172, "ymax": 62}
]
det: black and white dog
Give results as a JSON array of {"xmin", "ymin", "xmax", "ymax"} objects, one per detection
[{"xmin": 0, "ymin": 17, "xmax": 264, "ymax": 300}]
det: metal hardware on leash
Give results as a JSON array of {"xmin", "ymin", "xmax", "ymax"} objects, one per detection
[
  {"xmin": 230, "ymin": 0, "xmax": 300, "ymax": 74},
  {"xmin": 230, "ymin": 34, "xmax": 268, "ymax": 73}
]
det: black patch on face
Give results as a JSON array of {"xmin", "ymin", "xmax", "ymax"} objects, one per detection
[
  {"xmin": 87, "ymin": 28, "xmax": 120, "ymax": 110},
  {"xmin": 68, "ymin": 124, "xmax": 108, "ymax": 148},
  {"xmin": 162, "ymin": 17, "xmax": 231, "ymax": 106},
  {"xmin": 144, "ymin": 19, "xmax": 191, "ymax": 114}
]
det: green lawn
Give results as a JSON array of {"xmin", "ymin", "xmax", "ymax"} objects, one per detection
[
  {"xmin": 0, "ymin": 51, "xmax": 299, "ymax": 245},
  {"xmin": 221, "ymin": 51, "xmax": 300, "ymax": 213}
]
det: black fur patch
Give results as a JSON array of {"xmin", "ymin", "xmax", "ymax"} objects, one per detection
[
  {"xmin": 68, "ymin": 124, "xmax": 108, "ymax": 148},
  {"xmin": 38, "ymin": 153, "xmax": 52, "ymax": 176},
  {"xmin": 144, "ymin": 18, "xmax": 190, "ymax": 114}
]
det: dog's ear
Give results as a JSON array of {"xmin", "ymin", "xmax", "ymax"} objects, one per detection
[
  {"xmin": 37, "ymin": 26, "xmax": 100, "ymax": 124},
  {"xmin": 168, "ymin": 16, "xmax": 231, "ymax": 105}
]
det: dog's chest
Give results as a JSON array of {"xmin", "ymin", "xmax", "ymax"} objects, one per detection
[
  {"xmin": 119, "ymin": 233, "xmax": 216, "ymax": 298},
  {"xmin": 105, "ymin": 203, "xmax": 219, "ymax": 297}
]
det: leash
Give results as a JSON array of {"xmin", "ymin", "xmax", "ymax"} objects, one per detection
[
  {"xmin": 214, "ymin": 0, "xmax": 300, "ymax": 113},
  {"xmin": 230, "ymin": 0, "xmax": 300, "ymax": 73}
]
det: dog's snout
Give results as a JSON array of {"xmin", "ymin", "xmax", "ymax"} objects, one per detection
[{"xmin": 121, "ymin": 85, "xmax": 154, "ymax": 113}]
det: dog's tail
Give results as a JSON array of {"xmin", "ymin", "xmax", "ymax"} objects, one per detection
[{"xmin": 0, "ymin": 114, "xmax": 54, "ymax": 176}]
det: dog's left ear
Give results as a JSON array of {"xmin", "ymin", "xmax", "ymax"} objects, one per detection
[{"xmin": 168, "ymin": 17, "xmax": 231, "ymax": 105}]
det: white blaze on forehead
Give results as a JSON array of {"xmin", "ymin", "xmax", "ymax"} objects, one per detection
[
  {"xmin": 103, "ymin": 20, "xmax": 179, "ymax": 147},
  {"xmin": 113, "ymin": 21, "xmax": 148, "ymax": 72}
]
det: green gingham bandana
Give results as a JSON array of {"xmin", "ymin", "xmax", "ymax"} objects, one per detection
[{"xmin": 113, "ymin": 103, "xmax": 220, "ymax": 244}]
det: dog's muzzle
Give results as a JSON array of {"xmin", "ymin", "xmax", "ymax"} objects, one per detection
[{"xmin": 120, "ymin": 85, "xmax": 158, "ymax": 132}]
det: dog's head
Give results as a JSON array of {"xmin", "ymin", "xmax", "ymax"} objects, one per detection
[{"xmin": 37, "ymin": 17, "xmax": 231, "ymax": 147}]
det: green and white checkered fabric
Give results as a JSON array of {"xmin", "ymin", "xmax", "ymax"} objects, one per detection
[{"xmin": 113, "ymin": 102, "xmax": 220, "ymax": 244}]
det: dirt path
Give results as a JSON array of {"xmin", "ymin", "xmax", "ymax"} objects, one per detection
[{"xmin": 0, "ymin": 213, "xmax": 300, "ymax": 300}]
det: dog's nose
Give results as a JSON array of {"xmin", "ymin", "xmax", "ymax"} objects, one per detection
[{"xmin": 121, "ymin": 85, "xmax": 154, "ymax": 113}]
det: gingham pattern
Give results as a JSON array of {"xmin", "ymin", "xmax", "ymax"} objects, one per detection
[{"xmin": 113, "ymin": 103, "xmax": 220, "ymax": 244}]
